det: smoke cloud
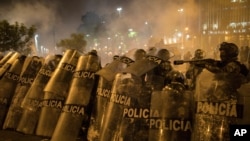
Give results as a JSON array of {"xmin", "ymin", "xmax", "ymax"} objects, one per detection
[{"xmin": 0, "ymin": 0, "xmax": 199, "ymax": 55}]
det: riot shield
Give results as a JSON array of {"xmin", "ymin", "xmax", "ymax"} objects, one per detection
[
  {"xmin": 51, "ymin": 51, "xmax": 101, "ymax": 141},
  {"xmin": 0, "ymin": 51, "xmax": 15, "ymax": 67},
  {"xmin": 96, "ymin": 55, "xmax": 134, "ymax": 81},
  {"xmin": 0, "ymin": 52, "xmax": 20, "ymax": 79},
  {"xmin": 191, "ymin": 69, "xmax": 244, "ymax": 141},
  {"xmin": 98, "ymin": 72, "xmax": 143, "ymax": 141},
  {"xmin": 87, "ymin": 76, "xmax": 113, "ymax": 141},
  {"xmin": 0, "ymin": 54, "xmax": 26, "ymax": 127},
  {"xmin": 16, "ymin": 54, "xmax": 62, "ymax": 134},
  {"xmin": 87, "ymin": 49, "xmax": 146, "ymax": 141},
  {"xmin": 124, "ymin": 47, "xmax": 173, "ymax": 91},
  {"xmin": 124, "ymin": 47, "xmax": 172, "ymax": 77},
  {"xmin": 3, "ymin": 56, "xmax": 44, "ymax": 130},
  {"xmin": 36, "ymin": 49, "xmax": 80, "ymax": 137},
  {"xmin": 238, "ymin": 82, "xmax": 250, "ymax": 124},
  {"xmin": 148, "ymin": 83, "xmax": 193, "ymax": 141}
]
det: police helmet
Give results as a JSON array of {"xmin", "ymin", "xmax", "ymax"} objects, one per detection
[
  {"xmin": 194, "ymin": 49, "xmax": 205, "ymax": 59},
  {"xmin": 166, "ymin": 70, "xmax": 186, "ymax": 85},
  {"xmin": 219, "ymin": 42, "xmax": 239, "ymax": 58},
  {"xmin": 157, "ymin": 49, "xmax": 170, "ymax": 61},
  {"xmin": 134, "ymin": 49, "xmax": 146, "ymax": 60}
]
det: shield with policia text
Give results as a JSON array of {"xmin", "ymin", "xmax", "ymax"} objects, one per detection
[
  {"xmin": 98, "ymin": 72, "xmax": 143, "ymax": 141},
  {"xmin": 16, "ymin": 54, "xmax": 62, "ymax": 135},
  {"xmin": 148, "ymin": 82, "xmax": 193, "ymax": 141},
  {"xmin": 87, "ymin": 49, "xmax": 145, "ymax": 141},
  {"xmin": 3, "ymin": 56, "xmax": 44, "ymax": 130},
  {"xmin": 0, "ymin": 52, "xmax": 21, "ymax": 79},
  {"xmin": 191, "ymin": 69, "xmax": 244, "ymax": 141},
  {"xmin": 98, "ymin": 47, "xmax": 172, "ymax": 141},
  {"xmin": 0, "ymin": 54, "xmax": 26, "ymax": 127},
  {"xmin": 0, "ymin": 51, "xmax": 15, "ymax": 68},
  {"xmin": 51, "ymin": 50, "xmax": 101, "ymax": 141},
  {"xmin": 36, "ymin": 49, "xmax": 81, "ymax": 137}
]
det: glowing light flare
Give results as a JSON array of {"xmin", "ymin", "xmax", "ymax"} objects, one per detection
[
  {"xmin": 34, "ymin": 34, "xmax": 39, "ymax": 52},
  {"xmin": 177, "ymin": 8, "xmax": 184, "ymax": 13},
  {"xmin": 177, "ymin": 32, "xmax": 182, "ymax": 37},
  {"xmin": 117, "ymin": 7, "xmax": 122, "ymax": 12},
  {"xmin": 116, "ymin": 7, "xmax": 122, "ymax": 17}
]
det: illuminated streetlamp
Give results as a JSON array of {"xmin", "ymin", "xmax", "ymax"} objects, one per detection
[
  {"xmin": 116, "ymin": 7, "xmax": 122, "ymax": 17},
  {"xmin": 34, "ymin": 34, "xmax": 39, "ymax": 53}
]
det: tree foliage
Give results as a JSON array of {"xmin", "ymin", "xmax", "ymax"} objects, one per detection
[
  {"xmin": 56, "ymin": 33, "xmax": 87, "ymax": 52},
  {"xmin": 0, "ymin": 20, "xmax": 36, "ymax": 55}
]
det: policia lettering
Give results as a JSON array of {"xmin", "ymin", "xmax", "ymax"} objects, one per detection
[
  {"xmin": 149, "ymin": 119, "xmax": 192, "ymax": 131},
  {"xmin": 146, "ymin": 56, "xmax": 162, "ymax": 64},
  {"xmin": 39, "ymin": 68, "xmax": 53, "ymax": 77},
  {"xmin": 59, "ymin": 63, "xmax": 75, "ymax": 72},
  {"xmin": 0, "ymin": 73, "xmax": 19, "ymax": 105},
  {"xmin": 97, "ymin": 88, "xmax": 111, "ymax": 98},
  {"xmin": 19, "ymin": 77, "xmax": 34, "ymax": 85},
  {"xmin": 110, "ymin": 93, "xmax": 131, "ymax": 106},
  {"xmin": 4, "ymin": 72, "xmax": 19, "ymax": 81},
  {"xmin": 123, "ymin": 108, "xmax": 159, "ymax": 118},
  {"xmin": 119, "ymin": 56, "xmax": 134, "ymax": 65},
  {"xmin": 62, "ymin": 104, "xmax": 85, "ymax": 116},
  {"xmin": 122, "ymin": 108, "xmax": 191, "ymax": 131},
  {"xmin": 196, "ymin": 101, "xmax": 243, "ymax": 117},
  {"xmin": 23, "ymin": 98, "xmax": 41, "ymax": 108},
  {"xmin": 73, "ymin": 71, "xmax": 95, "ymax": 79},
  {"xmin": 42, "ymin": 99, "xmax": 64, "ymax": 109}
]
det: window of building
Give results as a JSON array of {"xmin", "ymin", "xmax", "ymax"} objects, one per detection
[
  {"xmin": 203, "ymin": 24, "xmax": 207, "ymax": 30},
  {"xmin": 213, "ymin": 24, "xmax": 218, "ymax": 30},
  {"xmin": 229, "ymin": 23, "xmax": 237, "ymax": 28}
]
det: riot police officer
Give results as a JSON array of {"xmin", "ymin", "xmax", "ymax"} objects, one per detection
[
  {"xmin": 201, "ymin": 42, "xmax": 248, "ymax": 93},
  {"xmin": 191, "ymin": 42, "xmax": 249, "ymax": 141}
]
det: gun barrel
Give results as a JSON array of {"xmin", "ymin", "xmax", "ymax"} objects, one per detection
[
  {"xmin": 173, "ymin": 59, "xmax": 208, "ymax": 65},
  {"xmin": 173, "ymin": 60, "xmax": 195, "ymax": 65}
]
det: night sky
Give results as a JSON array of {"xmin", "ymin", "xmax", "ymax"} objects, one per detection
[{"xmin": 0, "ymin": 0, "xmax": 198, "ymax": 51}]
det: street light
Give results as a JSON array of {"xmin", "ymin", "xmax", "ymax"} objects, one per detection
[
  {"xmin": 116, "ymin": 7, "xmax": 122, "ymax": 17},
  {"xmin": 34, "ymin": 34, "xmax": 39, "ymax": 53}
]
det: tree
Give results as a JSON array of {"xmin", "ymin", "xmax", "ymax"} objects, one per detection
[
  {"xmin": 56, "ymin": 33, "xmax": 87, "ymax": 52},
  {"xmin": 0, "ymin": 20, "xmax": 36, "ymax": 55}
]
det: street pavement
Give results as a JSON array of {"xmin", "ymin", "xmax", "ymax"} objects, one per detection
[
  {"xmin": 0, "ymin": 130, "xmax": 84, "ymax": 141},
  {"xmin": 0, "ymin": 130, "xmax": 45, "ymax": 141}
]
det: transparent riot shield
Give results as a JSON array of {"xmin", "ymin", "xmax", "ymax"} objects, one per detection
[
  {"xmin": 87, "ymin": 76, "xmax": 114, "ymax": 141},
  {"xmin": 191, "ymin": 69, "xmax": 244, "ymax": 141},
  {"xmin": 36, "ymin": 49, "xmax": 80, "ymax": 137},
  {"xmin": 51, "ymin": 51, "xmax": 101, "ymax": 141},
  {"xmin": 98, "ymin": 72, "xmax": 143, "ymax": 141},
  {"xmin": 3, "ymin": 56, "xmax": 44, "ymax": 130},
  {"xmin": 87, "ymin": 49, "xmax": 145, "ymax": 141},
  {"xmin": 237, "ymin": 82, "xmax": 250, "ymax": 124},
  {"xmin": 0, "ymin": 54, "xmax": 26, "ymax": 127},
  {"xmin": 0, "ymin": 51, "xmax": 15, "ymax": 67},
  {"xmin": 124, "ymin": 47, "xmax": 173, "ymax": 93},
  {"xmin": 96, "ymin": 54, "xmax": 134, "ymax": 82},
  {"xmin": 0, "ymin": 52, "xmax": 21, "ymax": 79},
  {"xmin": 16, "ymin": 55, "xmax": 62, "ymax": 134},
  {"xmin": 123, "ymin": 55, "xmax": 161, "ymax": 77},
  {"xmin": 148, "ymin": 83, "xmax": 193, "ymax": 141}
]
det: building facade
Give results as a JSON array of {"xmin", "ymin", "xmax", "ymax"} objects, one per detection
[{"xmin": 198, "ymin": 0, "xmax": 250, "ymax": 51}]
